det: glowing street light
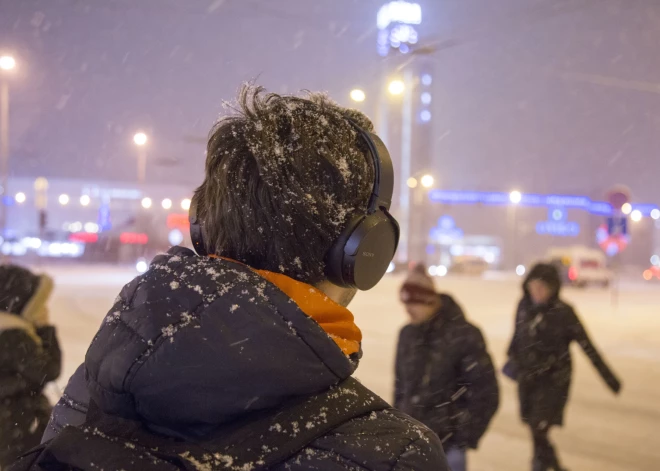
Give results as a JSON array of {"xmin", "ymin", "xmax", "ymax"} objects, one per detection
[
  {"xmin": 133, "ymin": 132, "xmax": 148, "ymax": 146},
  {"xmin": 420, "ymin": 174, "xmax": 434, "ymax": 188},
  {"xmin": 181, "ymin": 198, "xmax": 191, "ymax": 211},
  {"xmin": 141, "ymin": 197, "xmax": 152, "ymax": 209},
  {"xmin": 651, "ymin": 208, "xmax": 660, "ymax": 220},
  {"xmin": 161, "ymin": 198, "xmax": 172, "ymax": 210},
  {"xmin": 406, "ymin": 177, "xmax": 418, "ymax": 189},
  {"xmin": 133, "ymin": 132, "xmax": 148, "ymax": 183},
  {"xmin": 0, "ymin": 56, "xmax": 16, "ymax": 71},
  {"xmin": 621, "ymin": 203, "xmax": 632, "ymax": 215},
  {"xmin": 350, "ymin": 89, "xmax": 366, "ymax": 102},
  {"xmin": 388, "ymin": 79, "xmax": 405, "ymax": 95},
  {"xmin": 59, "ymin": 194, "xmax": 70, "ymax": 206},
  {"xmin": 509, "ymin": 190, "xmax": 522, "ymax": 204},
  {"xmin": 631, "ymin": 209, "xmax": 642, "ymax": 222},
  {"xmin": 15, "ymin": 192, "xmax": 26, "ymax": 204},
  {"xmin": 80, "ymin": 195, "xmax": 90, "ymax": 206}
]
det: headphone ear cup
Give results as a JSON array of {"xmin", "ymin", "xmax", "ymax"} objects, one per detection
[
  {"xmin": 347, "ymin": 213, "xmax": 398, "ymax": 290},
  {"xmin": 188, "ymin": 195, "xmax": 208, "ymax": 256},
  {"xmin": 325, "ymin": 215, "xmax": 364, "ymax": 287},
  {"xmin": 326, "ymin": 212, "xmax": 398, "ymax": 290}
]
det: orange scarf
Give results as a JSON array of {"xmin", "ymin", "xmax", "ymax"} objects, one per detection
[{"xmin": 210, "ymin": 256, "xmax": 362, "ymax": 356}]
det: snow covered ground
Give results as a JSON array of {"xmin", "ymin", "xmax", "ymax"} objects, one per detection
[{"xmin": 40, "ymin": 265, "xmax": 660, "ymax": 470}]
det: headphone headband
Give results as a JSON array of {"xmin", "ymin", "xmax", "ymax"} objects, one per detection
[{"xmin": 344, "ymin": 119, "xmax": 394, "ymax": 213}]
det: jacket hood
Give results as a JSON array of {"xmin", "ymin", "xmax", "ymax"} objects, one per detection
[
  {"xmin": 523, "ymin": 263, "xmax": 561, "ymax": 302},
  {"xmin": 85, "ymin": 247, "xmax": 359, "ymax": 439}
]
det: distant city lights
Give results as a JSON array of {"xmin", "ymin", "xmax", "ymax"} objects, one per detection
[
  {"xmin": 516, "ymin": 265, "xmax": 526, "ymax": 276},
  {"xmin": 80, "ymin": 195, "xmax": 91, "ymax": 206},
  {"xmin": 161, "ymin": 198, "xmax": 172, "ymax": 210},
  {"xmin": 621, "ymin": 203, "xmax": 632, "ymax": 215},
  {"xmin": 168, "ymin": 229, "xmax": 184, "ymax": 246},
  {"xmin": 15, "ymin": 192, "xmax": 26, "ymax": 204},
  {"xmin": 0, "ymin": 55, "xmax": 16, "ymax": 71},
  {"xmin": 141, "ymin": 197, "xmax": 152, "ymax": 209},
  {"xmin": 509, "ymin": 190, "xmax": 522, "ymax": 204},
  {"xmin": 181, "ymin": 198, "xmax": 191, "ymax": 211},
  {"xmin": 388, "ymin": 79, "xmax": 405, "ymax": 95},
  {"xmin": 421, "ymin": 74, "xmax": 432, "ymax": 86},
  {"xmin": 631, "ymin": 209, "xmax": 642, "ymax": 222},
  {"xmin": 350, "ymin": 89, "xmax": 366, "ymax": 102},
  {"xmin": 133, "ymin": 132, "xmax": 148, "ymax": 146},
  {"xmin": 420, "ymin": 110, "xmax": 431, "ymax": 122},
  {"xmin": 84, "ymin": 222, "xmax": 99, "ymax": 233},
  {"xmin": 59, "ymin": 194, "xmax": 70, "ymax": 206},
  {"xmin": 420, "ymin": 174, "xmax": 434, "ymax": 188},
  {"xmin": 377, "ymin": 1, "xmax": 422, "ymax": 30},
  {"xmin": 651, "ymin": 209, "xmax": 660, "ymax": 220},
  {"xmin": 421, "ymin": 92, "xmax": 432, "ymax": 105},
  {"xmin": 407, "ymin": 177, "xmax": 418, "ymax": 189},
  {"xmin": 136, "ymin": 259, "xmax": 148, "ymax": 273}
]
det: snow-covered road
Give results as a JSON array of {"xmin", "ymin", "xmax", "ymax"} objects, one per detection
[{"xmin": 41, "ymin": 265, "xmax": 660, "ymax": 470}]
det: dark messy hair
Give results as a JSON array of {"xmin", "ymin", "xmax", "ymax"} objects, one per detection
[{"xmin": 194, "ymin": 84, "xmax": 375, "ymax": 284}]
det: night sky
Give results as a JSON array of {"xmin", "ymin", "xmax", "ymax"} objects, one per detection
[{"xmin": 1, "ymin": 0, "xmax": 659, "ymax": 201}]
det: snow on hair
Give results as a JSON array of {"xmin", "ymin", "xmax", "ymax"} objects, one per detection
[{"xmin": 194, "ymin": 84, "xmax": 375, "ymax": 284}]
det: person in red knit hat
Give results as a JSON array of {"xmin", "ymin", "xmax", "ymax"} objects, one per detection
[{"xmin": 394, "ymin": 262, "xmax": 499, "ymax": 471}]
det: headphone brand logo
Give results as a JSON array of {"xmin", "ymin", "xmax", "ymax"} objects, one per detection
[{"xmin": 362, "ymin": 252, "xmax": 375, "ymax": 257}]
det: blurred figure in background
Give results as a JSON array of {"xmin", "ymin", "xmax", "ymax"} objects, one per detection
[
  {"xmin": 0, "ymin": 265, "xmax": 61, "ymax": 468},
  {"xmin": 504, "ymin": 263, "xmax": 621, "ymax": 471},
  {"xmin": 395, "ymin": 263, "xmax": 499, "ymax": 471}
]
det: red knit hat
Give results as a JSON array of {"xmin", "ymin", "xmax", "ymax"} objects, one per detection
[{"xmin": 400, "ymin": 262, "xmax": 438, "ymax": 305}]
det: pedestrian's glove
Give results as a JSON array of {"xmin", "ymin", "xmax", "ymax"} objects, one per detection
[{"xmin": 25, "ymin": 306, "xmax": 50, "ymax": 328}]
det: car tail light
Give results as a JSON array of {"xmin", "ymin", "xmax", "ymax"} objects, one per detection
[
  {"xmin": 69, "ymin": 232, "xmax": 98, "ymax": 244},
  {"xmin": 643, "ymin": 270, "xmax": 653, "ymax": 281},
  {"xmin": 568, "ymin": 267, "xmax": 578, "ymax": 281},
  {"xmin": 120, "ymin": 232, "xmax": 149, "ymax": 245}
]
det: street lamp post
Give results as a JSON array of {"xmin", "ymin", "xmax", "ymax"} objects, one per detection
[
  {"xmin": 133, "ymin": 132, "xmax": 148, "ymax": 184},
  {"xmin": 397, "ymin": 69, "xmax": 414, "ymax": 264},
  {"xmin": 0, "ymin": 55, "xmax": 16, "ymax": 240},
  {"xmin": 509, "ymin": 190, "xmax": 522, "ymax": 270},
  {"xmin": 407, "ymin": 172, "xmax": 435, "ymax": 264}
]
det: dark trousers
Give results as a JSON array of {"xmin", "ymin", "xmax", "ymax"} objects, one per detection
[{"xmin": 530, "ymin": 424, "xmax": 563, "ymax": 471}]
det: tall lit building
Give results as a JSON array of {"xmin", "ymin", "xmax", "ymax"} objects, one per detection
[{"xmin": 376, "ymin": 1, "xmax": 435, "ymax": 264}]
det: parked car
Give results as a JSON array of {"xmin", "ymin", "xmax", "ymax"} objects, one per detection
[
  {"xmin": 449, "ymin": 255, "xmax": 489, "ymax": 276},
  {"xmin": 545, "ymin": 246, "xmax": 612, "ymax": 287}
]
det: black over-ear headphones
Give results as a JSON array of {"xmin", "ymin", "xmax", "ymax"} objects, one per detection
[{"xmin": 188, "ymin": 120, "xmax": 400, "ymax": 291}]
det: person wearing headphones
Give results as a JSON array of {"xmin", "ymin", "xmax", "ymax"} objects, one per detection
[{"xmin": 21, "ymin": 85, "xmax": 448, "ymax": 471}]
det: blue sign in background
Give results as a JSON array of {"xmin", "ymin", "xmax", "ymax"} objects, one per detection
[{"xmin": 427, "ymin": 190, "xmax": 659, "ymax": 217}]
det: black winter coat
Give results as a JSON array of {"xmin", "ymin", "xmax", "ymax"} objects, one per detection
[
  {"xmin": 0, "ymin": 315, "xmax": 61, "ymax": 467},
  {"xmin": 507, "ymin": 267, "xmax": 621, "ymax": 428},
  {"xmin": 33, "ymin": 247, "xmax": 447, "ymax": 471},
  {"xmin": 394, "ymin": 294, "xmax": 499, "ymax": 450}
]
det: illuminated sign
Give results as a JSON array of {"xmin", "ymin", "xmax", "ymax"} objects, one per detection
[
  {"xmin": 429, "ymin": 216, "xmax": 464, "ymax": 244},
  {"xmin": 377, "ymin": 1, "xmax": 422, "ymax": 30},
  {"xmin": 536, "ymin": 221, "xmax": 580, "ymax": 237},
  {"xmin": 83, "ymin": 186, "xmax": 142, "ymax": 200},
  {"xmin": 428, "ymin": 190, "xmax": 659, "ymax": 217}
]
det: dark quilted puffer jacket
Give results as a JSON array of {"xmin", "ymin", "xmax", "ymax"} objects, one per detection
[{"xmin": 24, "ymin": 247, "xmax": 447, "ymax": 471}]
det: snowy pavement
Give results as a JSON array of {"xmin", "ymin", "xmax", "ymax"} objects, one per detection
[{"xmin": 39, "ymin": 265, "xmax": 660, "ymax": 470}]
